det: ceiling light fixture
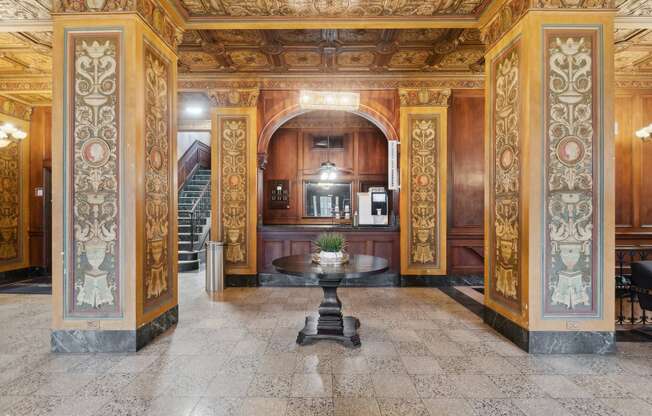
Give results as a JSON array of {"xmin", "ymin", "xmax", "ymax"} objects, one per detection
[
  {"xmin": 299, "ymin": 90, "xmax": 360, "ymax": 112},
  {"xmin": 636, "ymin": 124, "xmax": 652, "ymax": 142},
  {"xmin": 185, "ymin": 106, "xmax": 205, "ymax": 116},
  {"xmin": 0, "ymin": 123, "xmax": 27, "ymax": 148}
]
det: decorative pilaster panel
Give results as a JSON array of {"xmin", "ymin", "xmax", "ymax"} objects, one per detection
[
  {"xmin": 543, "ymin": 29, "xmax": 601, "ymax": 317},
  {"xmin": 220, "ymin": 117, "xmax": 248, "ymax": 265},
  {"xmin": 399, "ymin": 91, "xmax": 448, "ymax": 275},
  {"xmin": 65, "ymin": 32, "xmax": 122, "ymax": 318},
  {"xmin": 212, "ymin": 96, "xmax": 258, "ymax": 275},
  {"xmin": 0, "ymin": 141, "xmax": 22, "ymax": 265},
  {"xmin": 488, "ymin": 41, "xmax": 523, "ymax": 314},
  {"xmin": 143, "ymin": 41, "xmax": 173, "ymax": 314}
]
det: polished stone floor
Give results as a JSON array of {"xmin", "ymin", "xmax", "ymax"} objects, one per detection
[{"xmin": 1, "ymin": 270, "xmax": 652, "ymax": 416}]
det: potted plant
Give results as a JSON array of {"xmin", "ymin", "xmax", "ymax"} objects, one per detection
[{"xmin": 313, "ymin": 232, "xmax": 348, "ymax": 265}]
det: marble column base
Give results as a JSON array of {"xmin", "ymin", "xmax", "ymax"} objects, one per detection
[
  {"xmin": 483, "ymin": 307, "xmax": 616, "ymax": 354},
  {"xmin": 51, "ymin": 305, "xmax": 178, "ymax": 353}
]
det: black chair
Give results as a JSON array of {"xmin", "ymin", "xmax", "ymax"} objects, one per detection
[{"xmin": 630, "ymin": 261, "xmax": 652, "ymax": 336}]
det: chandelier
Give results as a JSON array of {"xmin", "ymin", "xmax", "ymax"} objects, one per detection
[
  {"xmin": 636, "ymin": 124, "xmax": 652, "ymax": 142},
  {"xmin": 0, "ymin": 123, "xmax": 27, "ymax": 148}
]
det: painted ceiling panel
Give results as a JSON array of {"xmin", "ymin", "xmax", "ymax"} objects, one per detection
[{"xmin": 175, "ymin": 0, "xmax": 487, "ymax": 18}]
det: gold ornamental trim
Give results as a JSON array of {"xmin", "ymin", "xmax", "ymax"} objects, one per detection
[
  {"xmin": 53, "ymin": 0, "xmax": 182, "ymax": 50},
  {"xmin": 0, "ymin": 95, "xmax": 32, "ymax": 121},
  {"xmin": 207, "ymin": 88, "xmax": 260, "ymax": 108},
  {"xmin": 399, "ymin": 88, "xmax": 451, "ymax": 107}
]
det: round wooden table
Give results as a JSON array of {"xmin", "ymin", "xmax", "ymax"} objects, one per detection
[{"xmin": 272, "ymin": 254, "xmax": 389, "ymax": 348}]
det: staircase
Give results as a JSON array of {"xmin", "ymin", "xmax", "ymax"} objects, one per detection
[{"xmin": 178, "ymin": 167, "xmax": 211, "ymax": 272}]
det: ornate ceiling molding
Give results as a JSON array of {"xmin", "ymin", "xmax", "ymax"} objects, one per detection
[
  {"xmin": 174, "ymin": 0, "xmax": 490, "ymax": 19},
  {"xmin": 0, "ymin": 94, "xmax": 33, "ymax": 120},
  {"xmin": 0, "ymin": 77, "xmax": 52, "ymax": 93},
  {"xmin": 481, "ymin": 0, "xmax": 618, "ymax": 49},
  {"xmin": 615, "ymin": 76, "xmax": 652, "ymax": 87},
  {"xmin": 0, "ymin": 0, "xmax": 51, "ymax": 21},
  {"xmin": 399, "ymin": 88, "xmax": 452, "ymax": 107},
  {"xmin": 206, "ymin": 87, "xmax": 259, "ymax": 107},
  {"xmin": 179, "ymin": 76, "xmax": 485, "ymax": 91},
  {"xmin": 52, "ymin": 0, "xmax": 182, "ymax": 50}
]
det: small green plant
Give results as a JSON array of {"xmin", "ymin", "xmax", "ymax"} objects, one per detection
[{"xmin": 315, "ymin": 232, "xmax": 346, "ymax": 253}]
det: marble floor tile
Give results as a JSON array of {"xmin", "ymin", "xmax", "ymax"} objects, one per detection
[
  {"xmin": 238, "ymin": 398, "xmax": 287, "ymax": 416},
  {"xmin": 600, "ymin": 398, "xmax": 652, "ymax": 416},
  {"xmin": 333, "ymin": 398, "xmax": 381, "ymax": 416},
  {"xmin": 412, "ymin": 374, "xmax": 463, "ymax": 398},
  {"xmin": 376, "ymin": 398, "xmax": 430, "ymax": 416},
  {"xmin": 401, "ymin": 356, "xmax": 443, "ymax": 375},
  {"xmin": 372, "ymin": 373, "xmax": 419, "ymax": 398},
  {"xmin": 557, "ymin": 398, "xmax": 621, "ymax": 416},
  {"xmin": 190, "ymin": 397, "xmax": 242, "ymax": 416},
  {"xmin": 1, "ymin": 273, "xmax": 652, "ymax": 416},
  {"xmin": 290, "ymin": 372, "xmax": 333, "ymax": 397},
  {"xmin": 512, "ymin": 399, "xmax": 573, "ymax": 416},
  {"xmin": 452, "ymin": 375, "xmax": 505, "ymax": 399},
  {"xmin": 247, "ymin": 374, "xmax": 292, "ymax": 398},
  {"xmin": 530, "ymin": 375, "xmax": 593, "ymax": 399},
  {"xmin": 469, "ymin": 399, "xmax": 526, "ymax": 416},
  {"xmin": 204, "ymin": 372, "xmax": 253, "ymax": 397},
  {"xmin": 285, "ymin": 398, "xmax": 334, "ymax": 416},
  {"xmin": 333, "ymin": 374, "xmax": 375, "ymax": 398},
  {"xmin": 422, "ymin": 398, "xmax": 475, "ymax": 416},
  {"xmin": 488, "ymin": 375, "xmax": 547, "ymax": 399}
]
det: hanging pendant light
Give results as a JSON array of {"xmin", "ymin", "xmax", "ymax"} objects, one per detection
[{"xmin": 319, "ymin": 132, "xmax": 337, "ymax": 181}]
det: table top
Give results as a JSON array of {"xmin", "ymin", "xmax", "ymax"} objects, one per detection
[{"xmin": 272, "ymin": 254, "xmax": 389, "ymax": 280}]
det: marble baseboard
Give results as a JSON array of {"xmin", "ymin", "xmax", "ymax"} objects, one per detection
[
  {"xmin": 400, "ymin": 274, "xmax": 484, "ymax": 287},
  {"xmin": 51, "ymin": 305, "xmax": 178, "ymax": 353},
  {"xmin": 226, "ymin": 274, "xmax": 258, "ymax": 287},
  {"xmin": 483, "ymin": 307, "xmax": 616, "ymax": 354}
]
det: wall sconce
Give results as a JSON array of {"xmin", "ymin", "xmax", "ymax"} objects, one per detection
[
  {"xmin": 0, "ymin": 123, "xmax": 27, "ymax": 148},
  {"xmin": 299, "ymin": 90, "xmax": 360, "ymax": 112},
  {"xmin": 636, "ymin": 124, "xmax": 652, "ymax": 142}
]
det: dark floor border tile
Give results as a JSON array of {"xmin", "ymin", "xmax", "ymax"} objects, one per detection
[
  {"xmin": 442, "ymin": 286, "xmax": 617, "ymax": 354},
  {"xmin": 51, "ymin": 305, "xmax": 178, "ymax": 353}
]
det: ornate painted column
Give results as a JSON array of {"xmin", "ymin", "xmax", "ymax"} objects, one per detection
[
  {"xmin": 398, "ymin": 88, "xmax": 449, "ymax": 276},
  {"xmin": 50, "ymin": 1, "xmax": 182, "ymax": 352},
  {"xmin": 482, "ymin": 0, "xmax": 615, "ymax": 353},
  {"xmin": 209, "ymin": 88, "xmax": 259, "ymax": 278}
]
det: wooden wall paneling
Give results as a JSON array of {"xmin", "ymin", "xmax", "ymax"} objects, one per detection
[
  {"xmin": 263, "ymin": 129, "xmax": 299, "ymax": 222},
  {"xmin": 614, "ymin": 88, "xmax": 652, "ymax": 244},
  {"xmin": 29, "ymin": 107, "xmax": 52, "ymax": 269},
  {"xmin": 263, "ymin": 115, "xmax": 388, "ymax": 225},
  {"xmin": 258, "ymin": 229, "xmax": 400, "ymax": 273},
  {"xmin": 615, "ymin": 95, "xmax": 634, "ymax": 228},
  {"xmin": 447, "ymin": 89, "xmax": 485, "ymax": 275},
  {"xmin": 640, "ymin": 95, "xmax": 652, "ymax": 228}
]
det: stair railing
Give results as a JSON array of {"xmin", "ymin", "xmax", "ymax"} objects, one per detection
[{"xmin": 188, "ymin": 180, "xmax": 211, "ymax": 252}]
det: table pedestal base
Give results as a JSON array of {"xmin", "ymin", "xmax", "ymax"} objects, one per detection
[{"xmin": 296, "ymin": 315, "xmax": 361, "ymax": 348}]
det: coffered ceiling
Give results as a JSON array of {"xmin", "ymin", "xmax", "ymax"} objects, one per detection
[
  {"xmin": 615, "ymin": 28, "xmax": 652, "ymax": 74},
  {"xmin": 0, "ymin": 31, "xmax": 52, "ymax": 105},
  {"xmin": 178, "ymin": 28, "xmax": 484, "ymax": 74}
]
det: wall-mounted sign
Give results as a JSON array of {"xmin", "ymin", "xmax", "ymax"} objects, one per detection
[{"xmin": 388, "ymin": 140, "xmax": 399, "ymax": 190}]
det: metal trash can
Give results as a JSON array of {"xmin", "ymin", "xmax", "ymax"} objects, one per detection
[{"xmin": 205, "ymin": 241, "xmax": 224, "ymax": 293}]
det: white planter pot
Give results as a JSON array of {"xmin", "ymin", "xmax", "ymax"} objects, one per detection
[{"xmin": 318, "ymin": 251, "xmax": 345, "ymax": 265}]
